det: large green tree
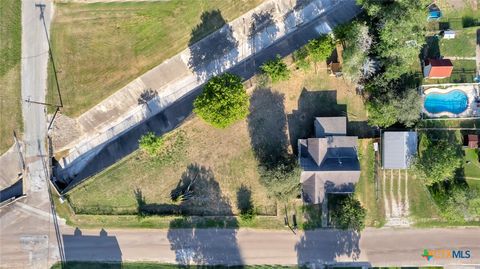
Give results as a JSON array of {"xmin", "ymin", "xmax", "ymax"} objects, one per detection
[
  {"xmin": 334, "ymin": 21, "xmax": 373, "ymax": 83},
  {"xmin": 194, "ymin": 73, "xmax": 249, "ymax": 128},
  {"xmin": 394, "ymin": 87, "xmax": 422, "ymax": 127},
  {"xmin": 331, "ymin": 195, "xmax": 366, "ymax": 231},
  {"xmin": 414, "ymin": 134, "xmax": 463, "ymax": 186},
  {"xmin": 358, "ymin": 0, "xmax": 429, "ymax": 80}
]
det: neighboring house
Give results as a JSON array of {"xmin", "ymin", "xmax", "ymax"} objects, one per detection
[
  {"xmin": 424, "ymin": 59, "xmax": 454, "ymax": 79},
  {"xmin": 298, "ymin": 117, "xmax": 360, "ymax": 204},
  {"xmin": 382, "ymin": 131, "xmax": 418, "ymax": 169}
]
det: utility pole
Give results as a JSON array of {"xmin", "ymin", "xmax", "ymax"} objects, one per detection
[{"xmin": 34, "ymin": 3, "xmax": 64, "ymax": 131}]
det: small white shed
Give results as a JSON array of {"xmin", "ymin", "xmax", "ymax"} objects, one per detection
[{"xmin": 444, "ymin": 30, "xmax": 455, "ymax": 39}]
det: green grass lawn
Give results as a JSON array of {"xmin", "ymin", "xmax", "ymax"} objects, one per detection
[
  {"xmin": 439, "ymin": 27, "xmax": 479, "ymax": 57},
  {"xmin": 355, "ymin": 139, "xmax": 385, "ymax": 227},
  {"xmin": 47, "ymin": 0, "xmax": 264, "ymax": 117},
  {"xmin": 408, "ymin": 172, "xmax": 441, "ymax": 222},
  {"xmin": 464, "ymin": 148, "xmax": 480, "ymax": 179},
  {"xmin": 0, "ymin": 0, "xmax": 22, "ymax": 153}
]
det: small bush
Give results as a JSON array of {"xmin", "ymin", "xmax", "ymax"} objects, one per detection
[
  {"xmin": 293, "ymin": 47, "xmax": 311, "ymax": 71},
  {"xmin": 260, "ymin": 55, "xmax": 290, "ymax": 82},
  {"xmin": 139, "ymin": 132, "xmax": 165, "ymax": 156}
]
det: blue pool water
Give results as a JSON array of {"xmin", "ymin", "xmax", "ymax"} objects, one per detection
[{"xmin": 424, "ymin": 90, "xmax": 468, "ymax": 114}]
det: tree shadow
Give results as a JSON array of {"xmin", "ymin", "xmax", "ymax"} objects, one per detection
[
  {"xmin": 424, "ymin": 35, "xmax": 440, "ymax": 59},
  {"xmin": 249, "ymin": 10, "xmax": 279, "ymax": 54},
  {"xmin": 296, "ymin": 229, "xmax": 363, "ymax": 266},
  {"xmin": 62, "ymin": 227, "xmax": 122, "ymax": 265},
  {"xmin": 167, "ymin": 167, "xmax": 243, "ymax": 265},
  {"xmin": 283, "ymin": 0, "xmax": 319, "ymax": 31},
  {"xmin": 189, "ymin": 10, "xmax": 227, "ymax": 45},
  {"xmin": 477, "ymin": 28, "xmax": 480, "ymax": 46},
  {"xmin": 137, "ymin": 88, "xmax": 158, "ymax": 106},
  {"xmin": 188, "ymin": 10, "xmax": 239, "ymax": 81},
  {"xmin": 247, "ymin": 88, "xmax": 290, "ymax": 168},
  {"xmin": 135, "ymin": 163, "xmax": 234, "ymax": 216},
  {"xmin": 287, "ymin": 89, "xmax": 347, "ymax": 153},
  {"xmin": 236, "ymin": 184, "xmax": 254, "ymax": 215}
]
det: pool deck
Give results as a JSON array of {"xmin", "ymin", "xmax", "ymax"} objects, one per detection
[{"xmin": 423, "ymin": 85, "xmax": 479, "ymax": 118}]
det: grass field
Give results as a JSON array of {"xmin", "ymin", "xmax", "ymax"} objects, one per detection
[
  {"xmin": 355, "ymin": 139, "xmax": 385, "ymax": 227},
  {"xmin": 439, "ymin": 27, "xmax": 479, "ymax": 57},
  {"xmin": 47, "ymin": 0, "xmax": 264, "ymax": 117},
  {"xmin": 0, "ymin": 0, "xmax": 22, "ymax": 153},
  {"xmin": 63, "ymin": 64, "xmax": 368, "ymax": 228}
]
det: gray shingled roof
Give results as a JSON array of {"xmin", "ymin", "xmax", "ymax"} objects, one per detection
[
  {"xmin": 314, "ymin": 117, "xmax": 347, "ymax": 138},
  {"xmin": 382, "ymin": 131, "xmax": 418, "ymax": 169},
  {"xmin": 298, "ymin": 117, "xmax": 360, "ymax": 204}
]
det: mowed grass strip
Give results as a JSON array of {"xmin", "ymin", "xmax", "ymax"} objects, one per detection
[
  {"xmin": 0, "ymin": 0, "xmax": 22, "ymax": 153},
  {"xmin": 355, "ymin": 139, "xmax": 385, "ymax": 227},
  {"xmin": 48, "ymin": 0, "xmax": 264, "ymax": 117}
]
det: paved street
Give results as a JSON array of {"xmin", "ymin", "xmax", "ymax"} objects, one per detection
[
  {"xmin": 60, "ymin": 227, "xmax": 480, "ymax": 267},
  {"xmin": 0, "ymin": 1, "xmax": 60, "ymax": 268}
]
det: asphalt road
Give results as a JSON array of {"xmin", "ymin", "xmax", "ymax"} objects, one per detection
[
  {"xmin": 59, "ymin": 227, "xmax": 480, "ymax": 267},
  {"xmin": 0, "ymin": 1, "xmax": 60, "ymax": 268}
]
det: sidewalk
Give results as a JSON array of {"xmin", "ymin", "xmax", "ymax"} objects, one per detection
[{"xmin": 52, "ymin": 0, "xmax": 361, "ymax": 185}]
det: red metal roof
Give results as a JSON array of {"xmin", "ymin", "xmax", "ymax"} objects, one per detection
[
  {"xmin": 467, "ymin": 135, "xmax": 479, "ymax": 148},
  {"xmin": 425, "ymin": 59, "xmax": 453, "ymax": 78}
]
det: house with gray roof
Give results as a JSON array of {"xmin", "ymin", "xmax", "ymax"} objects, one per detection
[
  {"xmin": 298, "ymin": 117, "xmax": 360, "ymax": 204},
  {"xmin": 382, "ymin": 131, "xmax": 418, "ymax": 169}
]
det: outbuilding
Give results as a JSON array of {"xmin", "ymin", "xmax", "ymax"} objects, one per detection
[
  {"xmin": 423, "ymin": 58, "xmax": 454, "ymax": 79},
  {"xmin": 443, "ymin": 30, "xmax": 455, "ymax": 39},
  {"xmin": 382, "ymin": 131, "xmax": 418, "ymax": 169}
]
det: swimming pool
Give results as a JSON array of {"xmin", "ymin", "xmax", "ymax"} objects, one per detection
[{"xmin": 424, "ymin": 89, "xmax": 468, "ymax": 114}]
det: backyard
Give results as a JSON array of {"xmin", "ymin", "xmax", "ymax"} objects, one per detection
[
  {"xmin": 61, "ymin": 64, "xmax": 373, "ymax": 229},
  {"xmin": 47, "ymin": 0, "xmax": 264, "ymax": 117},
  {"xmin": 439, "ymin": 27, "xmax": 479, "ymax": 57},
  {"xmin": 0, "ymin": 0, "xmax": 22, "ymax": 153}
]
